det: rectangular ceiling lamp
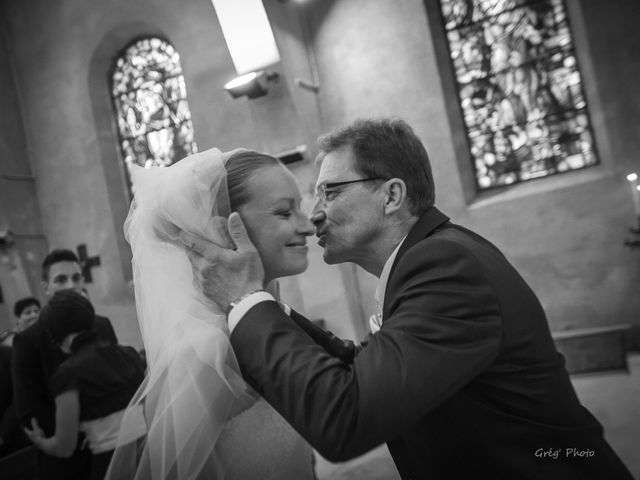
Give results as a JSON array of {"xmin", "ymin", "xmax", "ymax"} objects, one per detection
[{"xmin": 211, "ymin": 0, "xmax": 281, "ymax": 75}]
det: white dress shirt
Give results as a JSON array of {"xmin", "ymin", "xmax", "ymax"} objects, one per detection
[{"xmin": 369, "ymin": 236, "xmax": 406, "ymax": 333}]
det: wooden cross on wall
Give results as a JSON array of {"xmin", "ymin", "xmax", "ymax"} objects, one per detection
[{"xmin": 76, "ymin": 244, "xmax": 101, "ymax": 283}]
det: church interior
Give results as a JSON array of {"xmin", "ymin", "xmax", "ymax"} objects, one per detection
[{"xmin": 0, "ymin": 0, "xmax": 639, "ymax": 477}]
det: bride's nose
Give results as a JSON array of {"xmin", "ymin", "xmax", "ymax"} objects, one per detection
[{"xmin": 296, "ymin": 213, "xmax": 315, "ymax": 236}]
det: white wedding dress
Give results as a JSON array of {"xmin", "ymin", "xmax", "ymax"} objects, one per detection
[{"xmin": 106, "ymin": 148, "xmax": 315, "ymax": 480}]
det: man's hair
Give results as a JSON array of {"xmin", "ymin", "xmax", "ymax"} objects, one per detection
[
  {"xmin": 13, "ymin": 297, "xmax": 41, "ymax": 317},
  {"xmin": 225, "ymin": 150, "xmax": 285, "ymax": 211},
  {"xmin": 317, "ymin": 118, "xmax": 435, "ymax": 216},
  {"xmin": 41, "ymin": 249, "xmax": 80, "ymax": 281}
]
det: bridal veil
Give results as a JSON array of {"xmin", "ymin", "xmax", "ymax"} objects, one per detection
[{"xmin": 106, "ymin": 148, "xmax": 257, "ymax": 480}]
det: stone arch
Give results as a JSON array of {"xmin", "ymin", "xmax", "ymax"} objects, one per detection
[{"xmin": 88, "ymin": 23, "xmax": 168, "ymax": 281}]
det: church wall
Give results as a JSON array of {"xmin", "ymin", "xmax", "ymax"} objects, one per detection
[
  {"xmin": 0, "ymin": 0, "xmax": 365, "ymax": 344},
  {"xmin": 1, "ymin": 0, "xmax": 638, "ymax": 345},
  {"xmin": 302, "ymin": 0, "xmax": 640, "ymax": 337},
  {"xmin": 0, "ymin": 0, "xmax": 230, "ymax": 346},
  {"xmin": 0, "ymin": 12, "xmax": 48, "ymax": 332}
]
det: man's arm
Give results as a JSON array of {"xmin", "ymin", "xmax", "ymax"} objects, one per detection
[
  {"xmin": 228, "ymin": 293, "xmax": 360, "ymax": 364},
  {"xmin": 288, "ymin": 310, "xmax": 359, "ymax": 364},
  {"xmin": 230, "ymin": 240, "xmax": 502, "ymax": 462}
]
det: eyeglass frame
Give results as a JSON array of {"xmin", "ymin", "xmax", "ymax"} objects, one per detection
[{"xmin": 315, "ymin": 177, "xmax": 386, "ymax": 203}]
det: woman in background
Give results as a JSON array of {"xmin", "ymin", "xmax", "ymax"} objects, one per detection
[{"xmin": 24, "ymin": 289, "xmax": 144, "ymax": 480}]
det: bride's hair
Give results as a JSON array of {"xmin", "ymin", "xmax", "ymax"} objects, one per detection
[{"xmin": 226, "ymin": 150, "xmax": 283, "ymax": 211}]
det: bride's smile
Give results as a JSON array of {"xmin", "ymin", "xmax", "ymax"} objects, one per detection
[{"xmin": 233, "ymin": 162, "xmax": 314, "ymax": 283}]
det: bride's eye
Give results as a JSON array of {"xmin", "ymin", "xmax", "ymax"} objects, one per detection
[{"xmin": 276, "ymin": 210, "xmax": 292, "ymax": 218}]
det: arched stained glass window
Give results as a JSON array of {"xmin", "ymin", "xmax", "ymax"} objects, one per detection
[
  {"xmin": 111, "ymin": 37, "xmax": 197, "ymax": 196},
  {"xmin": 438, "ymin": 0, "xmax": 598, "ymax": 190}
]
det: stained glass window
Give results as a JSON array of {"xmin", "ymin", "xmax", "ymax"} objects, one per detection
[
  {"xmin": 111, "ymin": 37, "xmax": 197, "ymax": 196},
  {"xmin": 438, "ymin": 0, "xmax": 597, "ymax": 190}
]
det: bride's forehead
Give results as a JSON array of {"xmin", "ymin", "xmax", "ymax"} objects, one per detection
[{"xmin": 247, "ymin": 165, "xmax": 300, "ymax": 196}]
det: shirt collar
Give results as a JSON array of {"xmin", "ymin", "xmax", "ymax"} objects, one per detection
[{"xmin": 374, "ymin": 236, "xmax": 407, "ymax": 310}]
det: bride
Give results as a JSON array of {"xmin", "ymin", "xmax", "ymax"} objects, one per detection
[{"xmin": 106, "ymin": 148, "xmax": 317, "ymax": 479}]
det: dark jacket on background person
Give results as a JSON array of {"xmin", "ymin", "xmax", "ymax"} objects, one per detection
[{"xmin": 0, "ymin": 344, "xmax": 30, "ymax": 457}]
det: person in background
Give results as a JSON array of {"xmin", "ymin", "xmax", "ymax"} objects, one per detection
[
  {"xmin": 0, "ymin": 297, "xmax": 41, "ymax": 347},
  {"xmin": 0, "ymin": 297, "xmax": 41, "ymax": 457},
  {"xmin": 14, "ymin": 297, "xmax": 41, "ymax": 334},
  {"xmin": 12, "ymin": 249, "xmax": 118, "ymax": 480},
  {"xmin": 24, "ymin": 289, "xmax": 144, "ymax": 480}
]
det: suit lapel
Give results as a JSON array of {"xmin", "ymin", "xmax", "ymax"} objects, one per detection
[{"xmin": 382, "ymin": 206, "xmax": 450, "ymax": 318}]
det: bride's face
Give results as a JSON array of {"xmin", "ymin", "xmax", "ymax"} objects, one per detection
[{"xmin": 237, "ymin": 165, "xmax": 315, "ymax": 282}]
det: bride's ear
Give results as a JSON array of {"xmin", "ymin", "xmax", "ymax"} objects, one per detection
[{"xmin": 208, "ymin": 216, "xmax": 236, "ymax": 249}]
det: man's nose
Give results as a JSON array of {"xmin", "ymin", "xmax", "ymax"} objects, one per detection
[{"xmin": 309, "ymin": 201, "xmax": 326, "ymax": 227}]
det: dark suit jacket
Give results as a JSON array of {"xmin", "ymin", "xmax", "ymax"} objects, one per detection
[
  {"xmin": 11, "ymin": 314, "xmax": 117, "ymax": 479},
  {"xmin": 0, "ymin": 344, "xmax": 30, "ymax": 457},
  {"xmin": 230, "ymin": 207, "xmax": 632, "ymax": 480}
]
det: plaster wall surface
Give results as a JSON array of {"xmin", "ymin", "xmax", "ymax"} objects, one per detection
[
  {"xmin": 0, "ymin": 0, "xmax": 361, "ymax": 344},
  {"xmin": 0, "ymin": 0, "xmax": 639, "ymax": 344},
  {"xmin": 0, "ymin": 15, "xmax": 48, "ymax": 331}
]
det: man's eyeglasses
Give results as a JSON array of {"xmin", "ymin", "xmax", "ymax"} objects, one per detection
[{"xmin": 316, "ymin": 177, "xmax": 385, "ymax": 203}]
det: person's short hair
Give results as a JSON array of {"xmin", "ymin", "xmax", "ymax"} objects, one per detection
[
  {"xmin": 41, "ymin": 249, "xmax": 80, "ymax": 281},
  {"xmin": 40, "ymin": 289, "xmax": 95, "ymax": 344},
  {"xmin": 317, "ymin": 118, "xmax": 435, "ymax": 216},
  {"xmin": 13, "ymin": 297, "xmax": 41, "ymax": 317},
  {"xmin": 225, "ymin": 150, "xmax": 284, "ymax": 211}
]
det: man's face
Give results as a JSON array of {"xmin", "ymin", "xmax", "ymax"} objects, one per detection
[
  {"xmin": 310, "ymin": 147, "xmax": 384, "ymax": 266},
  {"xmin": 43, "ymin": 261, "xmax": 85, "ymax": 297},
  {"xmin": 16, "ymin": 304, "xmax": 40, "ymax": 332}
]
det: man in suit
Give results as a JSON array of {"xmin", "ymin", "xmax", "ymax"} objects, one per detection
[
  {"xmin": 184, "ymin": 118, "xmax": 632, "ymax": 479},
  {"xmin": 11, "ymin": 248, "xmax": 118, "ymax": 480},
  {"xmin": 0, "ymin": 343, "xmax": 31, "ymax": 458}
]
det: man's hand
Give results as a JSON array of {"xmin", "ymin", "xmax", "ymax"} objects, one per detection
[{"xmin": 180, "ymin": 212, "xmax": 265, "ymax": 310}]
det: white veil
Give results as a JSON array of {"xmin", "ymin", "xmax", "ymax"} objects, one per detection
[{"xmin": 106, "ymin": 148, "xmax": 257, "ymax": 480}]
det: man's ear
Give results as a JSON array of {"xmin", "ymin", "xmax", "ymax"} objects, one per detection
[
  {"xmin": 41, "ymin": 281, "xmax": 51, "ymax": 297},
  {"xmin": 383, "ymin": 178, "xmax": 407, "ymax": 215}
]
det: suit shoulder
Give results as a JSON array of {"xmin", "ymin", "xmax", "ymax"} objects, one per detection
[
  {"xmin": 398, "ymin": 228, "xmax": 482, "ymax": 266},
  {"xmin": 13, "ymin": 322, "xmax": 43, "ymax": 344},
  {"xmin": 402, "ymin": 224, "xmax": 504, "ymax": 265}
]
